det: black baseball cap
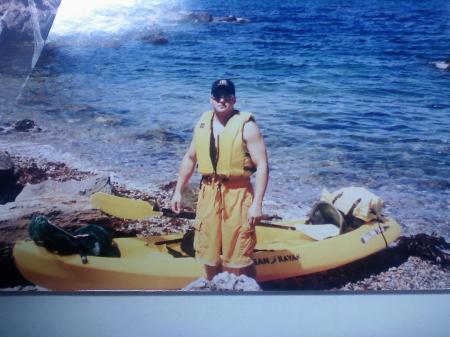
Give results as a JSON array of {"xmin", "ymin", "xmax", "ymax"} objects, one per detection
[{"xmin": 211, "ymin": 79, "xmax": 235, "ymax": 97}]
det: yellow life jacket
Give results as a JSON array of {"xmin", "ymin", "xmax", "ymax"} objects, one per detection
[{"xmin": 194, "ymin": 110, "xmax": 256, "ymax": 178}]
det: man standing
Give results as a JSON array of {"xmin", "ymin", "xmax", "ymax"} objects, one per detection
[{"xmin": 171, "ymin": 79, "xmax": 269, "ymax": 280}]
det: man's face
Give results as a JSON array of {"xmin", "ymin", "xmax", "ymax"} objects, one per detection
[{"xmin": 210, "ymin": 92, "xmax": 236, "ymax": 115}]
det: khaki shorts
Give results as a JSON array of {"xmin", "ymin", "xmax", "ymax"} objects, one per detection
[{"xmin": 194, "ymin": 177, "xmax": 256, "ymax": 268}]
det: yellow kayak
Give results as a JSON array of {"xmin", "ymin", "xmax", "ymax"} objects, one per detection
[{"xmin": 13, "ymin": 217, "xmax": 401, "ymax": 290}]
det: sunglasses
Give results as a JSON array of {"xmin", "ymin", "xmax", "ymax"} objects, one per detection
[{"xmin": 212, "ymin": 94, "xmax": 235, "ymax": 101}]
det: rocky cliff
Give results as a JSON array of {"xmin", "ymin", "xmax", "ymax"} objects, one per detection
[{"xmin": 0, "ymin": 0, "xmax": 61, "ymax": 75}]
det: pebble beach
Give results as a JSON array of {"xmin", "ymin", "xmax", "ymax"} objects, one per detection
[{"xmin": 1, "ymin": 152, "xmax": 449, "ymax": 292}]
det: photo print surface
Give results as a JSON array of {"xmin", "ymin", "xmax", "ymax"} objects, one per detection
[{"xmin": 1, "ymin": 0, "xmax": 449, "ymax": 291}]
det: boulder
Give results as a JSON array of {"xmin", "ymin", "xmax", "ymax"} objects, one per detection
[
  {"xmin": 0, "ymin": 173, "xmax": 113, "ymax": 286},
  {"xmin": 188, "ymin": 11, "xmax": 213, "ymax": 23},
  {"xmin": 13, "ymin": 119, "xmax": 40, "ymax": 132},
  {"xmin": 182, "ymin": 272, "xmax": 261, "ymax": 291},
  {"xmin": 0, "ymin": 174, "xmax": 111, "ymax": 222},
  {"xmin": 175, "ymin": 11, "xmax": 213, "ymax": 23},
  {"xmin": 215, "ymin": 16, "xmax": 250, "ymax": 24},
  {"xmin": 0, "ymin": 120, "xmax": 40, "ymax": 133},
  {"xmin": 0, "ymin": 151, "xmax": 14, "ymax": 176},
  {"xmin": 138, "ymin": 26, "xmax": 169, "ymax": 45},
  {"xmin": 0, "ymin": 0, "xmax": 61, "ymax": 44},
  {"xmin": 167, "ymin": 11, "xmax": 248, "ymax": 25},
  {"xmin": 0, "ymin": 151, "xmax": 21, "ymax": 204},
  {"xmin": 215, "ymin": 15, "xmax": 238, "ymax": 23},
  {"xmin": 140, "ymin": 32, "xmax": 168, "ymax": 45}
]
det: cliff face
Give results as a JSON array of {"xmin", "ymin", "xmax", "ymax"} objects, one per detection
[
  {"xmin": 0, "ymin": 0, "xmax": 60, "ymax": 45},
  {"xmin": 0, "ymin": 0, "xmax": 61, "ymax": 76}
]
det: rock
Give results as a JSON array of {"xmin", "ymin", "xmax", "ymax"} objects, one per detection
[
  {"xmin": 168, "ymin": 11, "xmax": 248, "ymax": 25},
  {"xmin": 397, "ymin": 234, "xmax": 450, "ymax": 267},
  {"xmin": 181, "ymin": 11, "xmax": 213, "ymax": 23},
  {"xmin": 137, "ymin": 25, "xmax": 168, "ymax": 45},
  {"xmin": 0, "ymin": 174, "xmax": 111, "ymax": 222},
  {"xmin": 0, "ymin": 151, "xmax": 21, "ymax": 204},
  {"xmin": 0, "ymin": 151, "xmax": 14, "ymax": 174},
  {"xmin": 0, "ymin": 284, "xmax": 48, "ymax": 291},
  {"xmin": 215, "ymin": 16, "xmax": 250, "ymax": 24},
  {"xmin": 15, "ymin": 174, "xmax": 111, "ymax": 201},
  {"xmin": 212, "ymin": 272, "xmax": 261, "ymax": 291},
  {"xmin": 13, "ymin": 119, "xmax": 37, "ymax": 132},
  {"xmin": 0, "ymin": 7, "xmax": 31, "ymax": 42},
  {"xmin": 182, "ymin": 272, "xmax": 261, "ymax": 291},
  {"xmin": 135, "ymin": 128, "xmax": 184, "ymax": 143},
  {"xmin": 142, "ymin": 33, "xmax": 168, "ymax": 45},
  {"xmin": 0, "ymin": 173, "xmax": 113, "ymax": 288},
  {"xmin": 182, "ymin": 277, "xmax": 211, "ymax": 291},
  {"xmin": 189, "ymin": 11, "xmax": 213, "ymax": 23},
  {"xmin": 94, "ymin": 116, "xmax": 123, "ymax": 126},
  {"xmin": 215, "ymin": 15, "xmax": 238, "ymax": 23},
  {"xmin": 0, "ymin": 0, "xmax": 61, "ymax": 45}
]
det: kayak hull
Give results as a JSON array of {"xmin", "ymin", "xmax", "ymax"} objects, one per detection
[{"xmin": 13, "ymin": 218, "xmax": 401, "ymax": 290}]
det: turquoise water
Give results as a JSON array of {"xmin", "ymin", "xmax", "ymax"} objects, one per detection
[{"xmin": 1, "ymin": 0, "xmax": 449, "ymax": 238}]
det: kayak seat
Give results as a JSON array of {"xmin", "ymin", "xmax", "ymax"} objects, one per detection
[{"xmin": 306, "ymin": 201, "xmax": 346, "ymax": 234}]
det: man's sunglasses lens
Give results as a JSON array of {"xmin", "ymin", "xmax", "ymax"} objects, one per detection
[{"xmin": 213, "ymin": 94, "xmax": 233, "ymax": 101}]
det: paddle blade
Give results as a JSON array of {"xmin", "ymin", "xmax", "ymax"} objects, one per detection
[{"xmin": 90, "ymin": 192, "xmax": 163, "ymax": 220}]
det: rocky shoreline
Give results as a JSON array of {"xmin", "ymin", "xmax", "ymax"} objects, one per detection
[{"xmin": 0, "ymin": 150, "xmax": 449, "ymax": 292}]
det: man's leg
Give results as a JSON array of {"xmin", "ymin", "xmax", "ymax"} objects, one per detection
[
  {"xmin": 222, "ymin": 182, "xmax": 257, "ymax": 278},
  {"xmin": 223, "ymin": 264, "xmax": 256, "ymax": 279},
  {"xmin": 205, "ymin": 264, "xmax": 223, "ymax": 281},
  {"xmin": 194, "ymin": 182, "xmax": 222, "ymax": 280}
]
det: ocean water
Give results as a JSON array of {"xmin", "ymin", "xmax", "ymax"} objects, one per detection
[{"xmin": 1, "ymin": 0, "xmax": 449, "ymax": 238}]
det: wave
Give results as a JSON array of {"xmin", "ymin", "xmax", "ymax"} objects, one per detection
[
  {"xmin": 433, "ymin": 59, "xmax": 450, "ymax": 70},
  {"xmin": 48, "ymin": 0, "xmax": 181, "ymax": 40}
]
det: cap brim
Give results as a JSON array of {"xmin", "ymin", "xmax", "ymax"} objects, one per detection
[{"xmin": 212, "ymin": 87, "xmax": 235, "ymax": 96}]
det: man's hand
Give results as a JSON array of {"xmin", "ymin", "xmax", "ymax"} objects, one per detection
[
  {"xmin": 247, "ymin": 201, "xmax": 263, "ymax": 226},
  {"xmin": 171, "ymin": 191, "xmax": 182, "ymax": 214},
  {"xmin": 171, "ymin": 138, "xmax": 197, "ymax": 215}
]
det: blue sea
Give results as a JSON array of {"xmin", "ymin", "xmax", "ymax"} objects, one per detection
[{"xmin": 1, "ymin": 0, "xmax": 449, "ymax": 238}]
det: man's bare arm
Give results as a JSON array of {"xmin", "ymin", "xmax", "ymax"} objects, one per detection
[
  {"xmin": 171, "ymin": 139, "xmax": 197, "ymax": 213},
  {"xmin": 243, "ymin": 120, "xmax": 269, "ymax": 226}
]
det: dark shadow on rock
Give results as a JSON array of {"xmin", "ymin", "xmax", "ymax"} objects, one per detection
[
  {"xmin": 0, "ymin": 151, "xmax": 23, "ymax": 204},
  {"xmin": 0, "ymin": 183, "xmax": 23, "ymax": 205},
  {"xmin": 0, "ymin": 255, "xmax": 32, "ymax": 288},
  {"xmin": 396, "ymin": 234, "xmax": 450, "ymax": 267}
]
